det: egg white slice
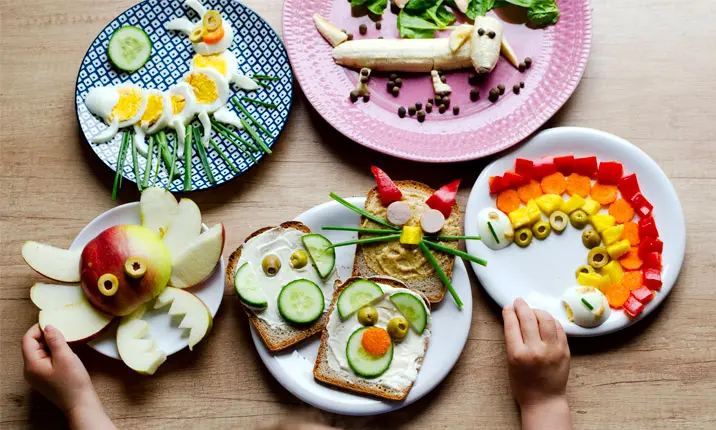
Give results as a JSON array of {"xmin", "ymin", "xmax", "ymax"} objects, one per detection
[
  {"xmin": 476, "ymin": 207, "xmax": 514, "ymax": 250},
  {"xmin": 165, "ymin": 17, "xmax": 194, "ymax": 36},
  {"xmin": 191, "ymin": 21, "xmax": 235, "ymax": 55},
  {"xmin": 167, "ymin": 82, "xmax": 198, "ymax": 160},
  {"xmin": 132, "ymin": 90, "xmax": 172, "ymax": 156},
  {"xmin": 561, "ymin": 286, "xmax": 611, "ymax": 328},
  {"xmin": 182, "ymin": 67, "xmax": 230, "ymax": 115},
  {"xmin": 213, "ymin": 106, "xmax": 242, "ymax": 129},
  {"xmin": 85, "ymin": 84, "xmax": 147, "ymax": 143}
]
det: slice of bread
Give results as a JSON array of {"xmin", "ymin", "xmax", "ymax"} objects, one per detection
[
  {"xmin": 313, "ymin": 276, "xmax": 431, "ymax": 401},
  {"xmin": 226, "ymin": 221, "xmax": 339, "ymax": 352},
  {"xmin": 352, "ymin": 180, "xmax": 460, "ymax": 303}
]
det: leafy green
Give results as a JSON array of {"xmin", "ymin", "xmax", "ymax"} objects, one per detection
[
  {"xmin": 397, "ymin": 12, "xmax": 440, "ymax": 39},
  {"xmin": 398, "ymin": 0, "xmax": 455, "ymax": 39},
  {"xmin": 527, "ymin": 0, "xmax": 559, "ymax": 25},
  {"xmin": 350, "ymin": 0, "xmax": 388, "ymax": 15},
  {"xmin": 504, "ymin": 0, "xmax": 531, "ymax": 7}
]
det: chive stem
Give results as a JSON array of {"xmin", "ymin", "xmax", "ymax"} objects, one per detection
[
  {"xmin": 142, "ymin": 135, "xmax": 154, "ymax": 189},
  {"xmin": 239, "ymin": 117, "xmax": 272, "ymax": 154},
  {"xmin": 581, "ymin": 298, "xmax": 594, "ymax": 310},
  {"xmin": 329, "ymin": 192, "xmax": 399, "ymax": 230},
  {"xmin": 422, "ymin": 239, "xmax": 488, "ymax": 267},
  {"xmin": 131, "ymin": 133, "xmax": 142, "ymax": 192},
  {"xmin": 211, "ymin": 119, "xmax": 259, "ymax": 152},
  {"xmin": 183, "ymin": 125, "xmax": 192, "ymax": 192},
  {"xmin": 240, "ymin": 96, "xmax": 277, "ymax": 109},
  {"xmin": 211, "ymin": 121, "xmax": 258, "ymax": 162},
  {"xmin": 255, "ymin": 81, "xmax": 271, "ymax": 89},
  {"xmin": 419, "ymin": 241, "xmax": 463, "ymax": 308},
  {"xmin": 168, "ymin": 131, "xmax": 178, "ymax": 186},
  {"xmin": 322, "ymin": 226, "xmax": 397, "ymax": 235},
  {"xmin": 424, "ymin": 235, "xmax": 482, "ymax": 241},
  {"xmin": 150, "ymin": 141, "xmax": 160, "ymax": 187},
  {"xmin": 209, "ymin": 139, "xmax": 239, "ymax": 173},
  {"xmin": 192, "ymin": 126, "xmax": 216, "ymax": 184},
  {"xmin": 328, "ymin": 234, "xmax": 401, "ymax": 249},
  {"xmin": 252, "ymin": 74, "xmax": 280, "ymax": 81},
  {"xmin": 487, "ymin": 221, "xmax": 500, "ymax": 244},
  {"xmin": 112, "ymin": 132, "xmax": 130, "ymax": 200},
  {"xmin": 232, "ymin": 97, "xmax": 273, "ymax": 138}
]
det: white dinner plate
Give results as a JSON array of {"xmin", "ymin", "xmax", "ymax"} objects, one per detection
[
  {"xmin": 70, "ymin": 202, "xmax": 225, "ymax": 358},
  {"xmin": 247, "ymin": 198, "xmax": 473, "ymax": 415},
  {"xmin": 465, "ymin": 127, "xmax": 686, "ymax": 336}
]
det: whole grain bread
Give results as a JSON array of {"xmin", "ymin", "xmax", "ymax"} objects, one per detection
[
  {"xmin": 226, "ymin": 221, "xmax": 339, "ymax": 352},
  {"xmin": 313, "ymin": 276, "xmax": 431, "ymax": 401},
  {"xmin": 353, "ymin": 180, "xmax": 460, "ymax": 303}
]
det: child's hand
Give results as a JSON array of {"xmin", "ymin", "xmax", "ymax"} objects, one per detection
[{"xmin": 503, "ymin": 298, "xmax": 572, "ymax": 430}]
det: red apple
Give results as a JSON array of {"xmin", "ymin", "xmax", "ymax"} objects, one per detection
[{"xmin": 80, "ymin": 225, "xmax": 171, "ymax": 316}]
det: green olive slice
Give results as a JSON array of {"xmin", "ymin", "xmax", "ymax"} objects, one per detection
[
  {"xmin": 575, "ymin": 264, "xmax": 596, "ymax": 279},
  {"xmin": 570, "ymin": 210, "xmax": 589, "ymax": 230},
  {"xmin": 587, "ymin": 247, "xmax": 610, "ymax": 269},
  {"xmin": 581, "ymin": 229, "xmax": 601, "ymax": 249},
  {"xmin": 514, "ymin": 227, "xmax": 533, "ymax": 248},
  {"xmin": 549, "ymin": 211, "xmax": 568, "ymax": 233},
  {"xmin": 532, "ymin": 220, "xmax": 551, "ymax": 240}
]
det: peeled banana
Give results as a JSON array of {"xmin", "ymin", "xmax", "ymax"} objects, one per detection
[{"xmin": 471, "ymin": 16, "xmax": 504, "ymax": 74}]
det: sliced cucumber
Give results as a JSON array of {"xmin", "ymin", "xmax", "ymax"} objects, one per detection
[
  {"xmin": 346, "ymin": 327, "xmax": 393, "ymax": 378},
  {"xmin": 337, "ymin": 279, "xmax": 383, "ymax": 320},
  {"xmin": 278, "ymin": 279, "xmax": 324, "ymax": 324},
  {"xmin": 301, "ymin": 234, "xmax": 335, "ymax": 279},
  {"xmin": 390, "ymin": 292, "xmax": 428, "ymax": 335},
  {"xmin": 108, "ymin": 26, "xmax": 152, "ymax": 72},
  {"xmin": 233, "ymin": 262, "xmax": 268, "ymax": 309}
]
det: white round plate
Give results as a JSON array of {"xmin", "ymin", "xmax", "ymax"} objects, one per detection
[
  {"xmin": 248, "ymin": 198, "xmax": 473, "ymax": 415},
  {"xmin": 465, "ymin": 127, "xmax": 686, "ymax": 337},
  {"xmin": 70, "ymin": 202, "xmax": 225, "ymax": 358}
]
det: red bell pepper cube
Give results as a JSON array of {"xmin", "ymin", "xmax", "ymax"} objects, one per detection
[
  {"xmin": 643, "ymin": 252, "xmax": 662, "ymax": 270},
  {"xmin": 623, "ymin": 295, "xmax": 645, "ymax": 318},
  {"xmin": 618, "ymin": 173, "xmax": 641, "ymax": 201},
  {"xmin": 572, "ymin": 156, "xmax": 598, "ymax": 178},
  {"xmin": 638, "ymin": 216, "xmax": 659, "ymax": 240},
  {"xmin": 629, "ymin": 193, "xmax": 653, "ymax": 217},
  {"xmin": 489, "ymin": 176, "xmax": 508, "ymax": 194},
  {"xmin": 503, "ymin": 171, "xmax": 528, "ymax": 187},
  {"xmin": 631, "ymin": 286, "xmax": 655, "ymax": 304},
  {"xmin": 531, "ymin": 157, "xmax": 557, "ymax": 179},
  {"xmin": 426, "ymin": 179, "xmax": 460, "ymax": 219},
  {"xmin": 643, "ymin": 267, "xmax": 663, "ymax": 291},
  {"xmin": 370, "ymin": 166, "xmax": 402, "ymax": 205},
  {"xmin": 553, "ymin": 155, "xmax": 575, "ymax": 175},
  {"xmin": 597, "ymin": 161, "xmax": 624, "ymax": 185},
  {"xmin": 515, "ymin": 158, "xmax": 534, "ymax": 178},
  {"xmin": 638, "ymin": 237, "xmax": 664, "ymax": 259}
]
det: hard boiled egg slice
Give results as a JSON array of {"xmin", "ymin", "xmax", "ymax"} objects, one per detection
[
  {"xmin": 85, "ymin": 83, "xmax": 147, "ymax": 143},
  {"xmin": 133, "ymin": 90, "xmax": 172, "ymax": 156},
  {"xmin": 561, "ymin": 286, "xmax": 611, "ymax": 328},
  {"xmin": 192, "ymin": 20, "xmax": 235, "ymax": 55},
  {"xmin": 166, "ymin": 83, "xmax": 198, "ymax": 159},
  {"xmin": 182, "ymin": 68, "xmax": 230, "ymax": 146},
  {"xmin": 190, "ymin": 51, "xmax": 259, "ymax": 91},
  {"xmin": 476, "ymin": 207, "xmax": 514, "ymax": 250}
]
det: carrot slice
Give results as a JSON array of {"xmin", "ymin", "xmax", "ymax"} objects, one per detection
[
  {"xmin": 619, "ymin": 247, "xmax": 643, "ymax": 270},
  {"xmin": 203, "ymin": 26, "xmax": 225, "ymax": 44},
  {"xmin": 496, "ymin": 189, "xmax": 521, "ymax": 214},
  {"xmin": 606, "ymin": 283, "xmax": 630, "ymax": 308},
  {"xmin": 609, "ymin": 199, "xmax": 635, "ymax": 224},
  {"xmin": 517, "ymin": 180, "xmax": 543, "ymax": 204},
  {"xmin": 540, "ymin": 172, "xmax": 567, "ymax": 195},
  {"xmin": 621, "ymin": 271, "xmax": 643, "ymax": 291},
  {"xmin": 621, "ymin": 221, "xmax": 640, "ymax": 246},
  {"xmin": 566, "ymin": 173, "xmax": 591, "ymax": 198},
  {"xmin": 361, "ymin": 327, "xmax": 391, "ymax": 356},
  {"xmin": 590, "ymin": 183, "xmax": 618, "ymax": 205}
]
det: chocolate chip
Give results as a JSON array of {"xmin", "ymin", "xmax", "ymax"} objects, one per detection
[
  {"xmin": 439, "ymin": 104, "xmax": 447, "ymax": 114},
  {"xmin": 470, "ymin": 88, "xmax": 479, "ymax": 101},
  {"xmin": 478, "ymin": 28, "xmax": 485, "ymax": 36},
  {"xmin": 408, "ymin": 105, "xmax": 416, "ymax": 116},
  {"xmin": 363, "ymin": 94, "xmax": 370, "ymax": 102},
  {"xmin": 488, "ymin": 31, "xmax": 496, "ymax": 39},
  {"xmin": 392, "ymin": 86, "xmax": 400, "ymax": 96},
  {"xmin": 498, "ymin": 84, "xmax": 505, "ymax": 95},
  {"xmin": 378, "ymin": 36, "xmax": 383, "ymax": 39},
  {"xmin": 520, "ymin": 81, "xmax": 525, "ymax": 88},
  {"xmin": 347, "ymin": 33, "xmax": 353, "ymax": 40},
  {"xmin": 525, "ymin": 57, "xmax": 532, "ymax": 68},
  {"xmin": 376, "ymin": 21, "xmax": 382, "ymax": 30},
  {"xmin": 417, "ymin": 110, "xmax": 426, "ymax": 123},
  {"xmin": 349, "ymin": 91, "xmax": 359, "ymax": 103},
  {"xmin": 415, "ymin": 102, "xmax": 422, "ymax": 110},
  {"xmin": 390, "ymin": 73, "xmax": 398, "ymax": 81},
  {"xmin": 426, "ymin": 103, "xmax": 433, "ymax": 113},
  {"xmin": 442, "ymin": 96, "xmax": 450, "ymax": 107},
  {"xmin": 435, "ymin": 94, "xmax": 442, "ymax": 104},
  {"xmin": 453, "ymin": 106, "xmax": 460, "ymax": 115},
  {"xmin": 468, "ymin": 73, "xmax": 478, "ymax": 85},
  {"xmin": 513, "ymin": 84, "xmax": 520, "ymax": 94},
  {"xmin": 387, "ymin": 82, "xmax": 394, "ymax": 92},
  {"xmin": 359, "ymin": 24, "xmax": 367, "ymax": 35},
  {"xmin": 519, "ymin": 62, "xmax": 526, "ymax": 72},
  {"xmin": 488, "ymin": 88, "xmax": 499, "ymax": 102},
  {"xmin": 359, "ymin": 75, "xmax": 368, "ymax": 83},
  {"xmin": 440, "ymin": 75, "xmax": 447, "ymax": 83},
  {"xmin": 394, "ymin": 78, "xmax": 403, "ymax": 88},
  {"xmin": 398, "ymin": 106, "xmax": 406, "ymax": 118},
  {"xmin": 360, "ymin": 68, "xmax": 370, "ymax": 76},
  {"xmin": 427, "ymin": 98, "xmax": 434, "ymax": 105}
]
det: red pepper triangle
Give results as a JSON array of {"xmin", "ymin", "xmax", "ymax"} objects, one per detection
[
  {"xmin": 426, "ymin": 179, "xmax": 460, "ymax": 218},
  {"xmin": 370, "ymin": 166, "xmax": 403, "ymax": 205}
]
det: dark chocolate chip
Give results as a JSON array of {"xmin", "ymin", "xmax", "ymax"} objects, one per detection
[
  {"xmin": 390, "ymin": 73, "xmax": 398, "ymax": 81},
  {"xmin": 387, "ymin": 82, "xmax": 395, "ymax": 92},
  {"xmin": 468, "ymin": 73, "xmax": 478, "ymax": 85},
  {"xmin": 408, "ymin": 105, "xmax": 416, "ymax": 116},
  {"xmin": 442, "ymin": 96, "xmax": 450, "ymax": 107},
  {"xmin": 513, "ymin": 84, "xmax": 520, "ymax": 94},
  {"xmin": 415, "ymin": 102, "xmax": 422, "ymax": 110},
  {"xmin": 426, "ymin": 103, "xmax": 433, "ymax": 113},
  {"xmin": 417, "ymin": 110, "xmax": 426, "ymax": 123},
  {"xmin": 498, "ymin": 84, "xmax": 505, "ymax": 95},
  {"xmin": 398, "ymin": 106, "xmax": 406, "ymax": 118},
  {"xmin": 391, "ymin": 86, "xmax": 400, "ymax": 96},
  {"xmin": 359, "ymin": 76, "xmax": 368, "ymax": 83},
  {"xmin": 488, "ymin": 88, "xmax": 499, "ymax": 102},
  {"xmin": 363, "ymin": 94, "xmax": 370, "ymax": 102},
  {"xmin": 470, "ymin": 88, "xmax": 479, "ymax": 101},
  {"xmin": 347, "ymin": 33, "xmax": 353, "ymax": 40},
  {"xmin": 478, "ymin": 28, "xmax": 485, "ymax": 36},
  {"xmin": 453, "ymin": 106, "xmax": 460, "ymax": 115},
  {"xmin": 359, "ymin": 24, "xmax": 367, "ymax": 35},
  {"xmin": 439, "ymin": 104, "xmax": 446, "ymax": 114},
  {"xmin": 520, "ymin": 81, "xmax": 525, "ymax": 88},
  {"xmin": 349, "ymin": 91, "xmax": 359, "ymax": 103},
  {"xmin": 519, "ymin": 62, "xmax": 526, "ymax": 72},
  {"xmin": 378, "ymin": 36, "xmax": 383, "ymax": 39},
  {"xmin": 360, "ymin": 68, "xmax": 369, "ymax": 76},
  {"xmin": 427, "ymin": 98, "xmax": 434, "ymax": 105},
  {"xmin": 394, "ymin": 78, "xmax": 403, "ymax": 88},
  {"xmin": 376, "ymin": 21, "xmax": 382, "ymax": 30},
  {"xmin": 488, "ymin": 31, "xmax": 496, "ymax": 39},
  {"xmin": 440, "ymin": 75, "xmax": 447, "ymax": 83},
  {"xmin": 525, "ymin": 57, "xmax": 532, "ymax": 67}
]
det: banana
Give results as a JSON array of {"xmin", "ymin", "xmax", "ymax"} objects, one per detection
[
  {"xmin": 471, "ymin": 16, "xmax": 504, "ymax": 74},
  {"xmin": 448, "ymin": 24, "xmax": 473, "ymax": 53},
  {"xmin": 454, "ymin": 0, "xmax": 469, "ymax": 14},
  {"xmin": 431, "ymin": 70, "xmax": 452, "ymax": 95},
  {"xmin": 314, "ymin": 14, "xmax": 347, "ymax": 48},
  {"xmin": 500, "ymin": 36, "xmax": 520, "ymax": 69}
]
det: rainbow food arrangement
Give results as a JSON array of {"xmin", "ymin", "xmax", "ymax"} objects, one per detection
[
  {"xmin": 21, "ymin": 187, "xmax": 224, "ymax": 374},
  {"xmin": 485, "ymin": 155, "xmax": 663, "ymax": 327}
]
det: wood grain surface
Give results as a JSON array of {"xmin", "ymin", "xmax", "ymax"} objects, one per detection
[{"xmin": 2, "ymin": 0, "xmax": 716, "ymax": 428}]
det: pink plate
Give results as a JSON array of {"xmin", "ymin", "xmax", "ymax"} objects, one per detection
[{"xmin": 282, "ymin": 0, "xmax": 591, "ymax": 162}]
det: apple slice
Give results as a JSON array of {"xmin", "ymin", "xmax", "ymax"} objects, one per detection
[
  {"xmin": 22, "ymin": 242, "xmax": 80, "ymax": 282},
  {"xmin": 154, "ymin": 287, "xmax": 212, "ymax": 350},
  {"xmin": 30, "ymin": 283, "xmax": 84, "ymax": 310},
  {"xmin": 116, "ymin": 303, "xmax": 167, "ymax": 375},
  {"xmin": 169, "ymin": 224, "xmax": 224, "ymax": 289},
  {"xmin": 38, "ymin": 299, "xmax": 113, "ymax": 343},
  {"xmin": 140, "ymin": 187, "xmax": 179, "ymax": 238},
  {"xmin": 162, "ymin": 198, "xmax": 202, "ymax": 257}
]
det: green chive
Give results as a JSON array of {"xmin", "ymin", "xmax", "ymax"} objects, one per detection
[
  {"xmin": 150, "ymin": 142, "xmax": 161, "ymax": 187},
  {"xmin": 157, "ymin": 132, "xmax": 178, "ymax": 183},
  {"xmin": 240, "ymin": 117, "xmax": 272, "ymax": 154},
  {"xmin": 329, "ymin": 192, "xmax": 399, "ymax": 230},
  {"xmin": 142, "ymin": 135, "xmax": 154, "ymax": 189},
  {"xmin": 232, "ymin": 97, "xmax": 273, "ymax": 137},
  {"xmin": 183, "ymin": 125, "xmax": 193, "ymax": 192},
  {"xmin": 252, "ymin": 74, "xmax": 280, "ymax": 81},
  {"xmin": 211, "ymin": 121, "xmax": 259, "ymax": 161},
  {"xmin": 211, "ymin": 120, "xmax": 259, "ymax": 152},
  {"xmin": 192, "ymin": 126, "xmax": 216, "ymax": 184},
  {"xmin": 581, "ymin": 298, "xmax": 594, "ymax": 310},
  {"xmin": 328, "ymin": 234, "xmax": 402, "ymax": 249},
  {"xmin": 423, "ymin": 235, "xmax": 482, "ymax": 241},
  {"xmin": 209, "ymin": 139, "xmax": 239, "ymax": 173},
  {"xmin": 168, "ymin": 131, "xmax": 178, "ymax": 186},
  {"xmin": 255, "ymin": 80, "xmax": 271, "ymax": 89},
  {"xmin": 322, "ymin": 226, "xmax": 397, "ymax": 235},
  {"xmin": 131, "ymin": 132, "xmax": 142, "ymax": 192},
  {"xmin": 112, "ymin": 132, "xmax": 130, "ymax": 200},
  {"xmin": 422, "ymin": 239, "xmax": 488, "ymax": 267},
  {"xmin": 487, "ymin": 221, "xmax": 500, "ymax": 244},
  {"xmin": 240, "ymin": 96, "xmax": 277, "ymax": 109},
  {"xmin": 419, "ymin": 241, "xmax": 463, "ymax": 308}
]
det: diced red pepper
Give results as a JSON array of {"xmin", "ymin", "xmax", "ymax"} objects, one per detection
[
  {"xmin": 643, "ymin": 267, "xmax": 663, "ymax": 291},
  {"xmin": 572, "ymin": 156, "xmax": 598, "ymax": 178},
  {"xmin": 629, "ymin": 193, "xmax": 653, "ymax": 217},
  {"xmin": 503, "ymin": 171, "xmax": 528, "ymax": 187},
  {"xmin": 553, "ymin": 155, "xmax": 575, "ymax": 175},
  {"xmin": 638, "ymin": 216, "xmax": 659, "ymax": 240},
  {"xmin": 631, "ymin": 286, "xmax": 655, "ymax": 304},
  {"xmin": 643, "ymin": 252, "xmax": 662, "ymax": 270},
  {"xmin": 515, "ymin": 158, "xmax": 534, "ymax": 178},
  {"xmin": 597, "ymin": 161, "xmax": 624, "ymax": 185},
  {"xmin": 370, "ymin": 166, "xmax": 402, "ymax": 205},
  {"xmin": 426, "ymin": 179, "xmax": 460, "ymax": 219},
  {"xmin": 638, "ymin": 237, "xmax": 664, "ymax": 259},
  {"xmin": 618, "ymin": 173, "xmax": 641, "ymax": 201},
  {"xmin": 489, "ymin": 176, "xmax": 508, "ymax": 194},
  {"xmin": 531, "ymin": 157, "xmax": 557, "ymax": 179},
  {"xmin": 623, "ymin": 295, "xmax": 645, "ymax": 318}
]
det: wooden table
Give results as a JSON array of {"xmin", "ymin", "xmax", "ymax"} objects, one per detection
[{"xmin": 2, "ymin": 0, "xmax": 715, "ymax": 428}]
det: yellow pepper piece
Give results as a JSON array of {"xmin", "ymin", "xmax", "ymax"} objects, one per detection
[
  {"xmin": 577, "ymin": 272, "xmax": 611, "ymax": 291},
  {"xmin": 581, "ymin": 198, "xmax": 602, "ymax": 216},
  {"xmin": 535, "ymin": 194, "xmax": 563, "ymax": 215},
  {"xmin": 600, "ymin": 260, "xmax": 624, "ymax": 285},
  {"xmin": 591, "ymin": 213, "xmax": 616, "ymax": 233},
  {"xmin": 601, "ymin": 224, "xmax": 625, "ymax": 246},
  {"xmin": 526, "ymin": 199, "xmax": 542, "ymax": 224},
  {"xmin": 399, "ymin": 226, "xmax": 422, "ymax": 245},
  {"xmin": 607, "ymin": 239, "xmax": 631, "ymax": 260},
  {"xmin": 508, "ymin": 207, "xmax": 531, "ymax": 229},
  {"xmin": 561, "ymin": 195, "xmax": 585, "ymax": 214}
]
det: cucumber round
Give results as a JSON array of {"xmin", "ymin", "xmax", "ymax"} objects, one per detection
[
  {"xmin": 301, "ymin": 234, "xmax": 335, "ymax": 279},
  {"xmin": 337, "ymin": 279, "xmax": 384, "ymax": 320},
  {"xmin": 107, "ymin": 26, "xmax": 152, "ymax": 72},
  {"xmin": 278, "ymin": 279, "xmax": 324, "ymax": 325},
  {"xmin": 346, "ymin": 327, "xmax": 393, "ymax": 378},
  {"xmin": 390, "ymin": 292, "xmax": 428, "ymax": 335},
  {"xmin": 233, "ymin": 262, "xmax": 268, "ymax": 309}
]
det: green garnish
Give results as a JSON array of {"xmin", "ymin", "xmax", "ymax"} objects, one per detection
[
  {"xmin": 487, "ymin": 221, "xmax": 500, "ymax": 244},
  {"xmin": 329, "ymin": 192, "xmax": 399, "ymax": 230},
  {"xmin": 240, "ymin": 96, "xmax": 277, "ymax": 109},
  {"xmin": 150, "ymin": 141, "xmax": 160, "ymax": 186},
  {"xmin": 581, "ymin": 298, "xmax": 594, "ymax": 311},
  {"xmin": 350, "ymin": 0, "xmax": 388, "ymax": 15},
  {"xmin": 328, "ymin": 234, "xmax": 401, "ymax": 249},
  {"xmin": 209, "ymin": 139, "xmax": 239, "ymax": 173},
  {"xmin": 168, "ymin": 131, "xmax": 178, "ymax": 186},
  {"xmin": 422, "ymin": 239, "xmax": 487, "ymax": 267},
  {"xmin": 211, "ymin": 120, "xmax": 259, "ymax": 153},
  {"xmin": 464, "ymin": 0, "xmax": 559, "ymax": 26},
  {"xmin": 131, "ymin": 131, "xmax": 142, "ymax": 191},
  {"xmin": 251, "ymin": 74, "xmax": 280, "ymax": 81},
  {"xmin": 239, "ymin": 117, "xmax": 272, "ymax": 155},
  {"xmin": 183, "ymin": 125, "xmax": 192, "ymax": 192},
  {"xmin": 157, "ymin": 131, "xmax": 179, "ymax": 183},
  {"xmin": 112, "ymin": 132, "xmax": 130, "ymax": 200},
  {"xmin": 192, "ymin": 126, "xmax": 216, "ymax": 184},
  {"xmin": 397, "ymin": 0, "xmax": 455, "ymax": 39},
  {"xmin": 232, "ymin": 97, "xmax": 273, "ymax": 138},
  {"xmin": 424, "ymin": 235, "xmax": 482, "ymax": 241},
  {"xmin": 255, "ymin": 81, "xmax": 271, "ymax": 89},
  {"xmin": 142, "ymin": 135, "xmax": 154, "ymax": 189},
  {"xmin": 418, "ymin": 241, "xmax": 463, "ymax": 308},
  {"xmin": 322, "ymin": 226, "xmax": 397, "ymax": 235}
]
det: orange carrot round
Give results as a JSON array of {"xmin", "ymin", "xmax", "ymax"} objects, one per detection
[
  {"xmin": 566, "ymin": 173, "xmax": 591, "ymax": 198},
  {"xmin": 203, "ymin": 26, "xmax": 225, "ymax": 44},
  {"xmin": 609, "ymin": 199, "xmax": 635, "ymax": 223},
  {"xmin": 590, "ymin": 183, "xmax": 618, "ymax": 205},
  {"xmin": 621, "ymin": 221, "xmax": 640, "ymax": 246},
  {"xmin": 621, "ymin": 271, "xmax": 643, "ymax": 291},
  {"xmin": 540, "ymin": 172, "xmax": 567, "ymax": 195},
  {"xmin": 496, "ymin": 189, "xmax": 521, "ymax": 214},
  {"xmin": 619, "ymin": 247, "xmax": 643, "ymax": 270},
  {"xmin": 361, "ymin": 327, "xmax": 391, "ymax": 356},
  {"xmin": 517, "ymin": 180, "xmax": 543, "ymax": 204},
  {"xmin": 606, "ymin": 283, "xmax": 630, "ymax": 308}
]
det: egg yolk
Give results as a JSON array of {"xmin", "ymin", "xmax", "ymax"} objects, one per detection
[
  {"xmin": 110, "ymin": 88, "xmax": 143, "ymax": 122},
  {"xmin": 192, "ymin": 54, "xmax": 227, "ymax": 77},
  {"xmin": 171, "ymin": 95, "xmax": 186, "ymax": 114},
  {"xmin": 140, "ymin": 94, "xmax": 164, "ymax": 126},
  {"xmin": 185, "ymin": 72, "xmax": 218, "ymax": 104}
]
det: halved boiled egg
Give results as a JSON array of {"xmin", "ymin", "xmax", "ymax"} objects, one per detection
[
  {"xmin": 165, "ymin": 0, "xmax": 235, "ymax": 56},
  {"xmin": 85, "ymin": 83, "xmax": 147, "ymax": 143},
  {"xmin": 182, "ymin": 67, "xmax": 230, "ymax": 145},
  {"xmin": 191, "ymin": 51, "xmax": 259, "ymax": 91},
  {"xmin": 476, "ymin": 207, "xmax": 514, "ymax": 250},
  {"xmin": 561, "ymin": 286, "xmax": 611, "ymax": 328},
  {"xmin": 133, "ymin": 90, "xmax": 172, "ymax": 156},
  {"xmin": 164, "ymin": 83, "xmax": 198, "ymax": 160}
]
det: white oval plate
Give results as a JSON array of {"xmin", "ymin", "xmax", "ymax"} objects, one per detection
[
  {"xmin": 465, "ymin": 127, "xmax": 686, "ymax": 337},
  {"xmin": 248, "ymin": 198, "xmax": 473, "ymax": 415},
  {"xmin": 70, "ymin": 202, "xmax": 225, "ymax": 358}
]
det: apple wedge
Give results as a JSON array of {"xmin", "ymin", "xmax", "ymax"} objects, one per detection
[
  {"xmin": 38, "ymin": 299, "xmax": 113, "ymax": 343},
  {"xmin": 169, "ymin": 224, "xmax": 224, "ymax": 289},
  {"xmin": 154, "ymin": 287, "xmax": 212, "ymax": 350},
  {"xmin": 140, "ymin": 187, "xmax": 179, "ymax": 238},
  {"xmin": 30, "ymin": 283, "xmax": 84, "ymax": 310},
  {"xmin": 162, "ymin": 198, "xmax": 202, "ymax": 257},
  {"xmin": 117, "ymin": 303, "xmax": 167, "ymax": 375},
  {"xmin": 22, "ymin": 242, "xmax": 80, "ymax": 283}
]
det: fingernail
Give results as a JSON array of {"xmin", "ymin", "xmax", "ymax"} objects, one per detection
[
  {"xmin": 503, "ymin": 306, "xmax": 512, "ymax": 311},
  {"xmin": 44, "ymin": 325, "xmax": 54, "ymax": 332}
]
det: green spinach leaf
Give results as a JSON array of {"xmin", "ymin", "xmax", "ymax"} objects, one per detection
[
  {"xmin": 366, "ymin": 0, "xmax": 388, "ymax": 15},
  {"xmin": 527, "ymin": 0, "xmax": 559, "ymax": 25},
  {"xmin": 504, "ymin": 0, "xmax": 531, "ymax": 7}
]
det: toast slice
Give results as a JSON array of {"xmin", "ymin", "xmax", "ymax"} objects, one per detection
[
  {"xmin": 226, "ymin": 221, "xmax": 338, "ymax": 352},
  {"xmin": 352, "ymin": 180, "xmax": 460, "ymax": 303}
]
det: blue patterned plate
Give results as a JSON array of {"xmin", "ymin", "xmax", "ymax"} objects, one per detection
[{"xmin": 75, "ymin": 0, "xmax": 293, "ymax": 192}]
